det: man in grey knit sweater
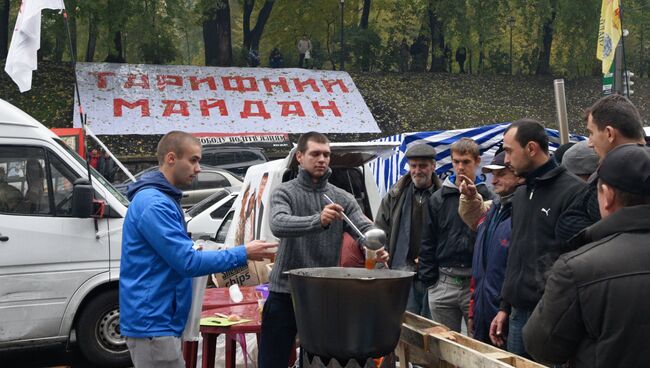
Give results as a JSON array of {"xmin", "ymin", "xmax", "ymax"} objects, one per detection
[{"xmin": 258, "ymin": 132, "xmax": 377, "ymax": 368}]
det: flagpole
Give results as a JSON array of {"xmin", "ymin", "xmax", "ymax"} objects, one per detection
[
  {"xmin": 60, "ymin": 0, "xmax": 95, "ymax": 186},
  {"xmin": 619, "ymin": 0, "xmax": 631, "ymax": 98},
  {"xmin": 60, "ymin": 1, "xmax": 84, "ymax": 124}
]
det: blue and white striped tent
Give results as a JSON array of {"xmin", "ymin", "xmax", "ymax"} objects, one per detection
[{"xmin": 369, "ymin": 123, "xmax": 586, "ymax": 198}]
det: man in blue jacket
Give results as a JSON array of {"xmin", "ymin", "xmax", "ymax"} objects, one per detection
[
  {"xmin": 120, "ymin": 131, "xmax": 276, "ymax": 368},
  {"xmin": 458, "ymin": 151, "xmax": 522, "ymax": 343}
]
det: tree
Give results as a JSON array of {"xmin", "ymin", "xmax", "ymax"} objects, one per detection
[
  {"xmin": 202, "ymin": 0, "xmax": 233, "ymax": 66},
  {"xmin": 105, "ymin": 0, "xmax": 128, "ymax": 63},
  {"xmin": 359, "ymin": 0, "xmax": 372, "ymax": 71},
  {"xmin": 1, "ymin": 0, "xmax": 10, "ymax": 59},
  {"xmin": 243, "ymin": 0, "xmax": 275, "ymax": 52},
  {"xmin": 428, "ymin": 0, "xmax": 445, "ymax": 72},
  {"xmin": 536, "ymin": 0, "xmax": 557, "ymax": 75}
]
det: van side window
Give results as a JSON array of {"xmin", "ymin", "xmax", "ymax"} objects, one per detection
[
  {"xmin": 48, "ymin": 153, "xmax": 78, "ymax": 216},
  {"xmin": 0, "ymin": 146, "xmax": 47, "ymax": 214},
  {"xmin": 0, "ymin": 146, "xmax": 77, "ymax": 216}
]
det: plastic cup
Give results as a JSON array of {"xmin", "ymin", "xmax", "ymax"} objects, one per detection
[
  {"xmin": 229, "ymin": 283, "xmax": 243, "ymax": 303},
  {"xmin": 365, "ymin": 247, "xmax": 378, "ymax": 269}
]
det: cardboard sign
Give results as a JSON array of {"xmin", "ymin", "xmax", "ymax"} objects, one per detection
[
  {"xmin": 213, "ymin": 164, "xmax": 280, "ymax": 287},
  {"xmin": 73, "ymin": 62, "xmax": 380, "ymax": 134}
]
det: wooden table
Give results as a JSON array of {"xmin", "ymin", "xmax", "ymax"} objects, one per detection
[
  {"xmin": 183, "ymin": 286, "xmax": 260, "ymax": 368},
  {"xmin": 200, "ymin": 304, "xmax": 262, "ymax": 368}
]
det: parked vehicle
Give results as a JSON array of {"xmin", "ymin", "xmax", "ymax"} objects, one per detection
[
  {"xmin": 200, "ymin": 145, "xmax": 268, "ymax": 176},
  {"xmin": 186, "ymin": 186, "xmax": 240, "ymax": 241},
  {"xmin": 114, "ymin": 164, "xmax": 242, "ymax": 208},
  {"xmin": 0, "ymin": 98, "xmax": 130, "ymax": 366}
]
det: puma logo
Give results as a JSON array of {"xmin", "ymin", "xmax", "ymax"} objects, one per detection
[{"xmin": 541, "ymin": 208, "xmax": 551, "ymax": 216}]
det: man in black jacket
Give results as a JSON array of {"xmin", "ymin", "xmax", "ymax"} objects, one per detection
[
  {"xmin": 523, "ymin": 144, "xmax": 650, "ymax": 368},
  {"xmin": 489, "ymin": 119, "xmax": 584, "ymax": 356},
  {"xmin": 421, "ymin": 138, "xmax": 492, "ymax": 332},
  {"xmin": 555, "ymin": 94, "xmax": 645, "ymax": 241}
]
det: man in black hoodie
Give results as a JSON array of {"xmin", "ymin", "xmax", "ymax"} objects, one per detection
[
  {"xmin": 489, "ymin": 119, "xmax": 584, "ymax": 357},
  {"xmin": 421, "ymin": 138, "xmax": 492, "ymax": 332}
]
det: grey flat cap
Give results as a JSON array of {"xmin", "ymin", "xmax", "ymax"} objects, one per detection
[
  {"xmin": 405, "ymin": 143, "xmax": 437, "ymax": 159},
  {"xmin": 563, "ymin": 140, "xmax": 599, "ymax": 176}
]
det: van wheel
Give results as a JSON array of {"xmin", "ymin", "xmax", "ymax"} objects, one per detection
[{"xmin": 76, "ymin": 289, "xmax": 131, "ymax": 367}]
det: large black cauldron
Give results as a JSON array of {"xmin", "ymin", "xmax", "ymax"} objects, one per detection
[{"xmin": 286, "ymin": 267, "xmax": 414, "ymax": 362}]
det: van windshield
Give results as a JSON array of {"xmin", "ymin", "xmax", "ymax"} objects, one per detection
[{"xmin": 55, "ymin": 139, "xmax": 130, "ymax": 207}]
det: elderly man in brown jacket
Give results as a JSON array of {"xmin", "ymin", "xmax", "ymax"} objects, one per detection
[{"xmin": 375, "ymin": 143, "xmax": 442, "ymax": 318}]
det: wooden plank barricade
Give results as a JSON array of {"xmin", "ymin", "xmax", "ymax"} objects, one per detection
[{"xmin": 398, "ymin": 312, "xmax": 545, "ymax": 368}]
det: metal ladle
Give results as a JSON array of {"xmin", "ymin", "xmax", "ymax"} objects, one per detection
[{"xmin": 322, "ymin": 194, "xmax": 387, "ymax": 250}]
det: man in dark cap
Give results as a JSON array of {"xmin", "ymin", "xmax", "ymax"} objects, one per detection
[
  {"xmin": 561, "ymin": 140, "xmax": 599, "ymax": 182},
  {"xmin": 523, "ymin": 144, "xmax": 650, "ymax": 368},
  {"xmin": 375, "ymin": 143, "xmax": 442, "ymax": 318},
  {"xmin": 458, "ymin": 151, "xmax": 523, "ymax": 343}
]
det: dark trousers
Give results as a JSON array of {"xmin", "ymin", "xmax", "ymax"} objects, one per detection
[
  {"xmin": 259, "ymin": 291, "xmax": 297, "ymax": 368},
  {"xmin": 298, "ymin": 53, "xmax": 306, "ymax": 68},
  {"xmin": 406, "ymin": 277, "xmax": 431, "ymax": 319}
]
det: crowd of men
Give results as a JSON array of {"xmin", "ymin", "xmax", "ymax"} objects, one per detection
[
  {"xmin": 117, "ymin": 93, "xmax": 649, "ymax": 368},
  {"xmin": 373, "ymin": 93, "xmax": 649, "ymax": 367}
]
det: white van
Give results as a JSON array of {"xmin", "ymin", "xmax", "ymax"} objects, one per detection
[
  {"xmin": 0, "ymin": 99, "xmax": 129, "ymax": 367},
  {"xmin": 211, "ymin": 142, "xmax": 398, "ymax": 287}
]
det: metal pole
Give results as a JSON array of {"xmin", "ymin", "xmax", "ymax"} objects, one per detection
[
  {"xmin": 614, "ymin": 41, "xmax": 623, "ymax": 94},
  {"xmin": 340, "ymin": 0, "xmax": 345, "ymax": 70},
  {"xmin": 553, "ymin": 79, "xmax": 570, "ymax": 145}
]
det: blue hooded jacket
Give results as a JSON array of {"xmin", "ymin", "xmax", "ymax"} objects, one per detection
[
  {"xmin": 119, "ymin": 171, "xmax": 247, "ymax": 337},
  {"xmin": 471, "ymin": 196, "xmax": 512, "ymax": 343}
]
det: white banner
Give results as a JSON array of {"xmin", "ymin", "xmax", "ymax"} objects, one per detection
[{"xmin": 73, "ymin": 62, "xmax": 380, "ymax": 135}]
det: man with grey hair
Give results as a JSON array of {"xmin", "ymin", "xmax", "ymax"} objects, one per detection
[{"xmin": 375, "ymin": 143, "xmax": 442, "ymax": 318}]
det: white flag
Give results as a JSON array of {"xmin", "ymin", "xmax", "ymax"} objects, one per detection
[{"xmin": 4, "ymin": 0, "xmax": 65, "ymax": 92}]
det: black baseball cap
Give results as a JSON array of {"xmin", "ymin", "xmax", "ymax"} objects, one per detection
[
  {"xmin": 481, "ymin": 151, "xmax": 507, "ymax": 173},
  {"xmin": 597, "ymin": 144, "xmax": 650, "ymax": 195}
]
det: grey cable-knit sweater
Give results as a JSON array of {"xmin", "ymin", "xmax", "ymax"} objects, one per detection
[{"xmin": 268, "ymin": 167, "xmax": 374, "ymax": 293}]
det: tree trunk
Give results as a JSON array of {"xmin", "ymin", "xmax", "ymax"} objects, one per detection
[
  {"xmin": 105, "ymin": 31, "xmax": 125, "ymax": 63},
  {"xmin": 243, "ymin": 0, "xmax": 275, "ymax": 51},
  {"xmin": 0, "ymin": 0, "xmax": 9, "ymax": 59},
  {"xmin": 203, "ymin": 15, "xmax": 218, "ymax": 66},
  {"xmin": 86, "ymin": 12, "xmax": 98, "ymax": 62},
  {"xmin": 67, "ymin": 0, "xmax": 77, "ymax": 59},
  {"xmin": 360, "ymin": 0, "xmax": 370, "ymax": 29},
  {"xmin": 536, "ymin": 2, "xmax": 557, "ymax": 75},
  {"xmin": 105, "ymin": 0, "xmax": 126, "ymax": 63},
  {"xmin": 215, "ymin": 2, "xmax": 232, "ymax": 66},
  {"xmin": 203, "ymin": 0, "xmax": 232, "ymax": 66},
  {"xmin": 359, "ymin": 0, "xmax": 371, "ymax": 71},
  {"xmin": 428, "ymin": 5, "xmax": 445, "ymax": 72}
]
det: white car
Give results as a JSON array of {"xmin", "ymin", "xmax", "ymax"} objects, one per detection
[{"xmin": 186, "ymin": 186, "xmax": 240, "ymax": 241}]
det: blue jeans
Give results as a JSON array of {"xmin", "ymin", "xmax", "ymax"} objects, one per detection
[
  {"xmin": 259, "ymin": 292, "xmax": 297, "ymax": 368},
  {"xmin": 406, "ymin": 278, "xmax": 431, "ymax": 319},
  {"xmin": 507, "ymin": 307, "xmax": 533, "ymax": 358}
]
